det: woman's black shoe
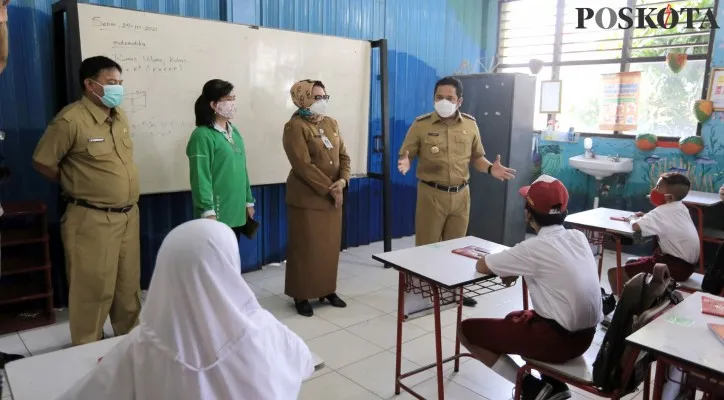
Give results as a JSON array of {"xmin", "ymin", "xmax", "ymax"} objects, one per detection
[
  {"xmin": 320, "ymin": 293, "xmax": 347, "ymax": 308},
  {"xmin": 295, "ymin": 300, "xmax": 313, "ymax": 317}
]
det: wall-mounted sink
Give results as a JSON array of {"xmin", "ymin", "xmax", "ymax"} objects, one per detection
[{"xmin": 569, "ymin": 154, "xmax": 634, "ymax": 180}]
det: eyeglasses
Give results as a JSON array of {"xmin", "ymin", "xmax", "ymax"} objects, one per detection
[{"xmin": 314, "ymin": 95, "xmax": 330, "ymax": 101}]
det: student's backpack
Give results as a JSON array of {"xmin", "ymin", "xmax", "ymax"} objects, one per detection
[
  {"xmin": 702, "ymin": 241, "xmax": 724, "ymax": 296},
  {"xmin": 592, "ymin": 264, "xmax": 683, "ymax": 394}
]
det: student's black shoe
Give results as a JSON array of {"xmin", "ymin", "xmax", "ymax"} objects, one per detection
[
  {"xmin": 295, "ymin": 300, "xmax": 314, "ymax": 317},
  {"xmin": 320, "ymin": 293, "xmax": 347, "ymax": 308},
  {"xmin": 541, "ymin": 375, "xmax": 572, "ymax": 400},
  {"xmin": 601, "ymin": 287, "xmax": 617, "ymax": 316},
  {"xmin": 0, "ymin": 351, "xmax": 24, "ymax": 369},
  {"xmin": 462, "ymin": 297, "xmax": 477, "ymax": 307},
  {"xmin": 521, "ymin": 374, "xmax": 552, "ymax": 400}
]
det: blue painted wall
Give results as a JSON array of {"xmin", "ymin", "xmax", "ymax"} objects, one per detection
[{"xmin": 0, "ymin": 0, "xmax": 491, "ymax": 304}]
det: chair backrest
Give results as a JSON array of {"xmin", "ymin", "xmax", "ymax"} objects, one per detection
[
  {"xmin": 592, "ymin": 264, "xmax": 681, "ymax": 393},
  {"xmin": 702, "ymin": 241, "xmax": 724, "ymax": 295}
]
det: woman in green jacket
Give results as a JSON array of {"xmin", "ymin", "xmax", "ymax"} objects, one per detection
[{"xmin": 187, "ymin": 79, "xmax": 255, "ymax": 241}]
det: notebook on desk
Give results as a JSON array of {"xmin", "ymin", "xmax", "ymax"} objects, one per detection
[
  {"xmin": 452, "ymin": 245, "xmax": 490, "ymax": 260},
  {"xmin": 702, "ymin": 296, "xmax": 724, "ymax": 317}
]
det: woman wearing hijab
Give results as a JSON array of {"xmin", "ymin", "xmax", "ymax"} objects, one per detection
[
  {"xmin": 187, "ymin": 79, "xmax": 256, "ymax": 242},
  {"xmin": 283, "ymin": 79, "xmax": 351, "ymax": 317},
  {"xmin": 57, "ymin": 219, "xmax": 314, "ymax": 400}
]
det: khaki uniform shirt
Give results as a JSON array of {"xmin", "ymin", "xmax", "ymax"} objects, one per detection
[
  {"xmin": 283, "ymin": 115, "xmax": 351, "ymax": 210},
  {"xmin": 33, "ymin": 96, "xmax": 139, "ymax": 208},
  {"xmin": 399, "ymin": 111, "xmax": 485, "ymax": 186}
]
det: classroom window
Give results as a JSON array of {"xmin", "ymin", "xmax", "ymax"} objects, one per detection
[
  {"xmin": 557, "ymin": 64, "xmax": 622, "ymax": 134},
  {"xmin": 629, "ymin": 60, "xmax": 706, "ymax": 138},
  {"xmin": 497, "ymin": 0, "xmax": 716, "ymax": 137}
]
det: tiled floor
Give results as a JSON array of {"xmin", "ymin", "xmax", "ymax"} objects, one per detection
[{"xmin": 0, "ymin": 236, "xmax": 646, "ymax": 400}]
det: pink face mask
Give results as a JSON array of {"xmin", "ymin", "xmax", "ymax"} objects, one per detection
[{"xmin": 215, "ymin": 101, "xmax": 237, "ymax": 119}]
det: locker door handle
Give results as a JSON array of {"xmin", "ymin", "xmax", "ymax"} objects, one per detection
[{"xmin": 373, "ymin": 135, "xmax": 383, "ymax": 153}]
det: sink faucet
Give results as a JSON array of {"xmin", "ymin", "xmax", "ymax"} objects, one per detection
[{"xmin": 607, "ymin": 154, "xmax": 620, "ymax": 162}]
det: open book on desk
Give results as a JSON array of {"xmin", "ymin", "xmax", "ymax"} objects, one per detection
[{"xmin": 452, "ymin": 245, "xmax": 490, "ymax": 260}]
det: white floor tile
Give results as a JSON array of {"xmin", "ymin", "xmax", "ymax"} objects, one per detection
[
  {"xmin": 314, "ymin": 298, "xmax": 385, "ymax": 328},
  {"xmin": 354, "ymin": 288, "xmax": 400, "ymax": 314},
  {"xmin": 254, "ymin": 275, "xmax": 286, "ymax": 296},
  {"xmin": 246, "ymin": 282, "xmax": 274, "ymax": 299},
  {"xmin": 395, "ymin": 333, "xmax": 458, "ymax": 367},
  {"xmin": 0, "ymin": 334, "xmax": 28, "ymax": 357},
  {"xmin": 19, "ymin": 322, "xmax": 71, "ymax": 355},
  {"xmin": 338, "ymin": 350, "xmax": 433, "ymax": 399},
  {"xmin": 305, "ymin": 330, "xmax": 384, "ymax": 370},
  {"xmin": 448, "ymin": 357, "xmax": 514, "ymax": 400},
  {"xmin": 299, "ymin": 371, "xmax": 382, "ymax": 400},
  {"xmin": 257, "ymin": 295, "xmax": 297, "ymax": 319},
  {"xmin": 392, "ymin": 374, "xmax": 486, "ymax": 400},
  {"xmin": 278, "ymin": 314, "xmax": 341, "ymax": 341},
  {"xmin": 346, "ymin": 314, "xmax": 428, "ymax": 350},
  {"xmin": 241, "ymin": 263, "xmax": 286, "ymax": 284},
  {"xmin": 408, "ymin": 308, "xmax": 460, "ymax": 331},
  {"xmin": 336, "ymin": 276, "xmax": 386, "ymax": 298}
]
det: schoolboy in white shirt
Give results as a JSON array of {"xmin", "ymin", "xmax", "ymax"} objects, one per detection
[
  {"xmin": 459, "ymin": 175, "xmax": 603, "ymax": 400},
  {"xmin": 607, "ymin": 173, "xmax": 699, "ymax": 291}
]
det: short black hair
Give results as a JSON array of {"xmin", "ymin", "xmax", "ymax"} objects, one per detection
[
  {"xmin": 194, "ymin": 79, "xmax": 234, "ymax": 127},
  {"xmin": 659, "ymin": 172, "xmax": 691, "ymax": 201},
  {"xmin": 525, "ymin": 203, "xmax": 568, "ymax": 227},
  {"xmin": 79, "ymin": 56, "xmax": 122, "ymax": 91},
  {"xmin": 434, "ymin": 76, "xmax": 464, "ymax": 98}
]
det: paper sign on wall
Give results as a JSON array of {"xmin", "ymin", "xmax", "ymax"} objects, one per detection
[{"xmin": 599, "ymin": 72, "xmax": 641, "ymax": 131}]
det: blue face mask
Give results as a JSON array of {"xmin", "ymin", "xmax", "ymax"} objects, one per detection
[{"xmin": 92, "ymin": 80, "xmax": 124, "ymax": 108}]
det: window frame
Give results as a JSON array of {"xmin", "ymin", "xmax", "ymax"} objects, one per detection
[{"xmin": 495, "ymin": 0, "xmax": 720, "ymax": 140}]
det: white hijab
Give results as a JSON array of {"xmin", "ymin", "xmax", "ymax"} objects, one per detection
[{"xmin": 58, "ymin": 219, "xmax": 314, "ymax": 400}]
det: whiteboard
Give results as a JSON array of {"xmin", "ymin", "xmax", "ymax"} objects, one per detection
[{"xmin": 76, "ymin": 3, "xmax": 371, "ymax": 194}]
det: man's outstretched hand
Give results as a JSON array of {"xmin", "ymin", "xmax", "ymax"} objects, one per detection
[{"xmin": 490, "ymin": 155, "xmax": 516, "ymax": 181}]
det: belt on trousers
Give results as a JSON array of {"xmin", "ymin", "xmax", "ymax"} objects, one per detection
[
  {"xmin": 421, "ymin": 180, "xmax": 468, "ymax": 193},
  {"xmin": 66, "ymin": 198, "xmax": 134, "ymax": 213}
]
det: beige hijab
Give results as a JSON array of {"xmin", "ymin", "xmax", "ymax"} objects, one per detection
[{"xmin": 290, "ymin": 79, "xmax": 325, "ymax": 123}]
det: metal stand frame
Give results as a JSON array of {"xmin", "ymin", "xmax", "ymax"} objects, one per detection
[{"xmin": 393, "ymin": 272, "xmax": 512, "ymax": 399}]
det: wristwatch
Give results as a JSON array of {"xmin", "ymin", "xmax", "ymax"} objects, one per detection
[{"xmin": 487, "ymin": 165, "xmax": 493, "ymax": 175}]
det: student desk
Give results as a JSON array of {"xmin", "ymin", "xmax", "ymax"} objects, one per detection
[
  {"xmin": 627, "ymin": 292, "xmax": 724, "ymax": 400},
  {"xmin": 565, "ymin": 208, "xmax": 635, "ymax": 295},
  {"xmin": 5, "ymin": 335, "xmax": 324, "ymax": 399},
  {"xmin": 373, "ymin": 236, "xmax": 510, "ymax": 400},
  {"xmin": 682, "ymin": 190, "xmax": 722, "ymax": 273}
]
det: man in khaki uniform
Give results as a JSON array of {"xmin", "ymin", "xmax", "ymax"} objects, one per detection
[
  {"xmin": 398, "ymin": 76, "xmax": 515, "ymax": 306},
  {"xmin": 33, "ymin": 56, "xmax": 141, "ymax": 345}
]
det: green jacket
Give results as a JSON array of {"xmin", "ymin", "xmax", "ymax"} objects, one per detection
[{"xmin": 186, "ymin": 123, "xmax": 255, "ymax": 228}]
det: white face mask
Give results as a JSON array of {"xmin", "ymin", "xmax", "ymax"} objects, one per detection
[
  {"xmin": 434, "ymin": 99, "xmax": 458, "ymax": 118},
  {"xmin": 309, "ymin": 100, "xmax": 327, "ymax": 116},
  {"xmin": 215, "ymin": 101, "xmax": 237, "ymax": 119}
]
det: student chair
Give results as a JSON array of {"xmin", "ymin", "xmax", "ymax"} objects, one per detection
[{"xmin": 512, "ymin": 300, "xmax": 672, "ymax": 400}]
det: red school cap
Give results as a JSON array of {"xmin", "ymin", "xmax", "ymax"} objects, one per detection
[{"xmin": 518, "ymin": 175, "xmax": 569, "ymax": 215}]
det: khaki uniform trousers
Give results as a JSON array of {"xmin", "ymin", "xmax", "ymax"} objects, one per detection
[
  {"xmin": 61, "ymin": 203, "xmax": 141, "ymax": 346},
  {"xmin": 415, "ymin": 183, "xmax": 471, "ymax": 246}
]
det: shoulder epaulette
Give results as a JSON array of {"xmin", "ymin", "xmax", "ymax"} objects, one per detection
[
  {"xmin": 461, "ymin": 112, "xmax": 476, "ymax": 121},
  {"xmin": 415, "ymin": 113, "xmax": 433, "ymax": 121}
]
